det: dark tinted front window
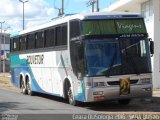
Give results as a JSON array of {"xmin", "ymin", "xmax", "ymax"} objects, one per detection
[
  {"xmin": 70, "ymin": 20, "xmax": 80, "ymax": 39},
  {"xmin": 70, "ymin": 40, "xmax": 85, "ymax": 78},
  {"xmin": 84, "ymin": 38, "xmax": 151, "ymax": 76}
]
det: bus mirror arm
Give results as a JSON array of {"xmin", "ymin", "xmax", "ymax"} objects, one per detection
[
  {"xmin": 77, "ymin": 72, "xmax": 83, "ymax": 80},
  {"xmin": 149, "ymin": 38, "xmax": 154, "ymax": 56}
]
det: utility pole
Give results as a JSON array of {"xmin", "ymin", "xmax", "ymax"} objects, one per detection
[
  {"xmin": 62, "ymin": 0, "xmax": 64, "ymax": 15},
  {"xmin": 54, "ymin": 0, "xmax": 64, "ymax": 16},
  {"xmin": 92, "ymin": 1, "xmax": 94, "ymax": 12},
  {"xmin": 91, "ymin": 0, "xmax": 96, "ymax": 12},
  {"xmin": 96, "ymin": 0, "xmax": 100, "ymax": 12},
  {"xmin": 19, "ymin": 0, "xmax": 29, "ymax": 30},
  {"xmin": 0, "ymin": 21, "xmax": 5, "ymax": 73},
  {"xmin": 87, "ymin": 0, "xmax": 97, "ymax": 12}
]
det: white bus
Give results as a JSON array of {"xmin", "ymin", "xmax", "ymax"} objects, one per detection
[{"xmin": 10, "ymin": 12, "xmax": 153, "ymax": 105}]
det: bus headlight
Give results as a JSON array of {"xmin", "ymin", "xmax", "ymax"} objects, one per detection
[
  {"xmin": 93, "ymin": 91, "xmax": 103, "ymax": 95},
  {"xmin": 93, "ymin": 82, "xmax": 105, "ymax": 87},
  {"xmin": 141, "ymin": 78, "xmax": 151, "ymax": 84}
]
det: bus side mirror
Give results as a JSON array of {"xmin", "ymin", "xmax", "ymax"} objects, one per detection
[{"xmin": 149, "ymin": 38, "xmax": 154, "ymax": 55}]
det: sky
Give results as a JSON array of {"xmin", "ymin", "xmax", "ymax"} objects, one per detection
[{"xmin": 0, "ymin": 0, "xmax": 114, "ymax": 33}]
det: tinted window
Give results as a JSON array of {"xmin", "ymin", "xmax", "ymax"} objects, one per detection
[
  {"xmin": 55, "ymin": 24, "xmax": 67, "ymax": 46},
  {"xmin": 13, "ymin": 38, "xmax": 19, "ymax": 51},
  {"xmin": 62, "ymin": 25, "xmax": 67, "ymax": 45},
  {"xmin": 70, "ymin": 41, "xmax": 85, "ymax": 77},
  {"xmin": 56, "ymin": 26, "xmax": 62, "ymax": 46},
  {"xmin": 70, "ymin": 20, "xmax": 80, "ymax": 39},
  {"xmin": 20, "ymin": 36, "xmax": 27, "ymax": 50},
  {"xmin": 28, "ymin": 33, "xmax": 35, "ymax": 49},
  {"xmin": 36, "ymin": 31, "xmax": 44, "ymax": 48},
  {"xmin": 45, "ymin": 28, "xmax": 55, "ymax": 47}
]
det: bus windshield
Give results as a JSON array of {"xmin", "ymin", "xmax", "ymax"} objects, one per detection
[
  {"xmin": 84, "ymin": 38, "xmax": 151, "ymax": 76},
  {"xmin": 82, "ymin": 19, "xmax": 147, "ymax": 35}
]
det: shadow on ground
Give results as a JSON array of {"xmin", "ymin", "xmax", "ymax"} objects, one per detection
[
  {"xmin": 33, "ymin": 92, "xmax": 160, "ymax": 112},
  {"xmin": 0, "ymin": 102, "xmax": 21, "ymax": 113}
]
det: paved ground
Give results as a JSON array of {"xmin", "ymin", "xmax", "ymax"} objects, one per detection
[{"xmin": 1, "ymin": 72, "xmax": 160, "ymax": 120}]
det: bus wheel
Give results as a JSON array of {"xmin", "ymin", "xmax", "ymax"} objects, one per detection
[
  {"xmin": 20, "ymin": 80, "xmax": 27, "ymax": 95},
  {"xmin": 26, "ymin": 79, "xmax": 34, "ymax": 96},
  {"xmin": 68, "ymin": 87, "xmax": 77, "ymax": 106},
  {"xmin": 118, "ymin": 99, "xmax": 131, "ymax": 105}
]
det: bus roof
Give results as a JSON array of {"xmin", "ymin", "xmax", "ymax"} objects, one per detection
[{"xmin": 15, "ymin": 12, "xmax": 143, "ymax": 36}]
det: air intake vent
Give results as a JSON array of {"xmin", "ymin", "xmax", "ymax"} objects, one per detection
[{"xmin": 107, "ymin": 79, "xmax": 139, "ymax": 86}]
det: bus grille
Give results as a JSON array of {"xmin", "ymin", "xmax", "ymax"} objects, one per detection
[{"xmin": 107, "ymin": 79, "xmax": 139, "ymax": 86}]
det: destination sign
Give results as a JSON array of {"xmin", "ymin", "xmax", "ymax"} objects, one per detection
[{"xmin": 83, "ymin": 19, "xmax": 147, "ymax": 35}]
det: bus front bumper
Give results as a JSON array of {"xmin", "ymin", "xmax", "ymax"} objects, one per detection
[{"xmin": 85, "ymin": 84, "xmax": 152, "ymax": 102}]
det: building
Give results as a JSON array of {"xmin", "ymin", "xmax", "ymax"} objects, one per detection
[
  {"xmin": 0, "ymin": 33, "xmax": 10, "ymax": 72},
  {"xmin": 105, "ymin": 0, "xmax": 160, "ymax": 89}
]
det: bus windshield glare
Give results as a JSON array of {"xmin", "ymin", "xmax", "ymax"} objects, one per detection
[{"xmin": 84, "ymin": 38, "xmax": 151, "ymax": 77}]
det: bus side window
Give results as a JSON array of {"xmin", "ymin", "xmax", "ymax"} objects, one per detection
[
  {"xmin": 56, "ymin": 26, "xmax": 62, "ymax": 46},
  {"xmin": 36, "ymin": 31, "xmax": 45, "ymax": 48},
  {"xmin": 19, "ymin": 36, "xmax": 27, "ymax": 50},
  {"xmin": 13, "ymin": 38, "xmax": 20, "ymax": 51},
  {"xmin": 70, "ymin": 41, "xmax": 85, "ymax": 78},
  {"xmin": 45, "ymin": 28, "xmax": 55, "ymax": 47},
  {"xmin": 62, "ymin": 24, "xmax": 67, "ymax": 45},
  {"xmin": 28, "ymin": 33, "xmax": 36, "ymax": 49},
  {"xmin": 70, "ymin": 20, "xmax": 80, "ymax": 39}
]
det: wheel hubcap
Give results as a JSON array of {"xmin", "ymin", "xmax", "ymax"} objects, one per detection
[{"xmin": 68, "ymin": 88, "xmax": 73, "ymax": 103}]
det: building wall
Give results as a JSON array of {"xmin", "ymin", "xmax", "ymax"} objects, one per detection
[
  {"xmin": 0, "ymin": 33, "xmax": 10, "ymax": 72},
  {"xmin": 153, "ymin": 0, "xmax": 160, "ymax": 88},
  {"xmin": 0, "ymin": 33, "xmax": 10, "ymax": 56}
]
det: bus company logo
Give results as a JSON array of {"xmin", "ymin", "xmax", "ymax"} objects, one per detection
[
  {"xmin": 27, "ymin": 55, "xmax": 44, "ymax": 64},
  {"xmin": 116, "ymin": 22, "xmax": 142, "ymax": 32},
  {"xmin": 120, "ymin": 78, "xmax": 130, "ymax": 95}
]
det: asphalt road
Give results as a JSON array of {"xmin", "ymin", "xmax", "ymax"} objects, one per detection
[
  {"xmin": 0, "ymin": 89, "xmax": 97, "ymax": 114},
  {"xmin": 0, "ymin": 89, "xmax": 160, "ymax": 120}
]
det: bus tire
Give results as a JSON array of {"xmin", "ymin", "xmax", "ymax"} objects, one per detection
[
  {"xmin": 118, "ymin": 99, "xmax": 131, "ymax": 105},
  {"xmin": 68, "ymin": 86, "xmax": 78, "ymax": 106},
  {"xmin": 26, "ymin": 77, "xmax": 34, "ymax": 96},
  {"xmin": 20, "ymin": 77, "xmax": 27, "ymax": 95}
]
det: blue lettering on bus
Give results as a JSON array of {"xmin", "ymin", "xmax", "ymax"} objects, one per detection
[{"xmin": 27, "ymin": 55, "xmax": 44, "ymax": 64}]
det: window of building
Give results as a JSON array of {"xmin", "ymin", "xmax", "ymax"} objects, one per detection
[
  {"xmin": 5, "ymin": 36, "xmax": 10, "ymax": 44},
  {"xmin": 56, "ymin": 26, "xmax": 62, "ymax": 46},
  {"xmin": 141, "ymin": 0, "xmax": 153, "ymax": 21}
]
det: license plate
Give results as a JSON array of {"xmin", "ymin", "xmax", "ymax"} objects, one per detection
[{"xmin": 120, "ymin": 78, "xmax": 130, "ymax": 95}]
